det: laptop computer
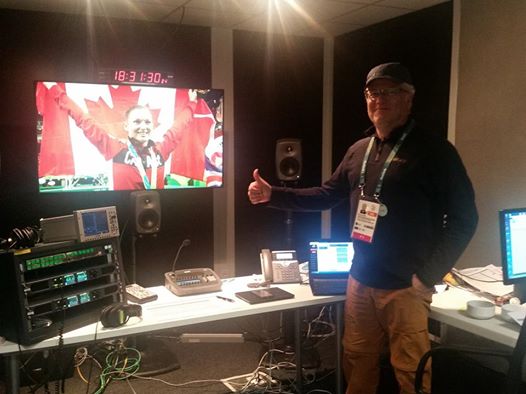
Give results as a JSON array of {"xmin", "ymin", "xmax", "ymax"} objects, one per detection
[{"xmin": 308, "ymin": 241, "xmax": 354, "ymax": 295}]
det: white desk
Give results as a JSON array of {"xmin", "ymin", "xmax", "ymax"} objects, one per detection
[
  {"xmin": 430, "ymin": 287, "xmax": 521, "ymax": 348},
  {"xmin": 2, "ymin": 281, "xmax": 522, "ymax": 393},
  {"xmin": 0, "ymin": 277, "xmax": 346, "ymax": 393}
]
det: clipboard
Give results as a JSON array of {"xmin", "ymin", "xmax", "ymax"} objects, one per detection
[{"xmin": 235, "ymin": 287, "xmax": 294, "ymax": 304}]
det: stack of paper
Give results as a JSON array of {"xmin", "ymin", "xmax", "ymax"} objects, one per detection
[{"xmin": 451, "ymin": 264, "xmax": 514, "ymax": 298}]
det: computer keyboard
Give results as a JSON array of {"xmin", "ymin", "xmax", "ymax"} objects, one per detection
[{"xmin": 310, "ymin": 278, "xmax": 348, "ymax": 295}]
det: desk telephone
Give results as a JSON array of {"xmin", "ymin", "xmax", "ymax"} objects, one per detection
[{"xmin": 260, "ymin": 249, "xmax": 302, "ymax": 284}]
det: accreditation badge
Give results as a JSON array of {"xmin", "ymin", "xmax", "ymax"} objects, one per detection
[{"xmin": 351, "ymin": 199, "xmax": 380, "ymax": 243}]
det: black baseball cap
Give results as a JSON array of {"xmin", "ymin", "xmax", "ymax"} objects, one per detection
[{"xmin": 365, "ymin": 62, "xmax": 413, "ymax": 87}]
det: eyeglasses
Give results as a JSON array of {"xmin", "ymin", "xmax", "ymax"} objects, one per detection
[{"xmin": 364, "ymin": 87, "xmax": 406, "ymax": 101}]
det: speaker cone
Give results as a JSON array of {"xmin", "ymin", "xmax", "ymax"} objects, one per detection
[
  {"xmin": 138, "ymin": 210, "xmax": 160, "ymax": 231},
  {"xmin": 279, "ymin": 157, "xmax": 300, "ymax": 177}
]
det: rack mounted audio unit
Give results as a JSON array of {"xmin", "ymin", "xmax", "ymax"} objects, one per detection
[{"xmin": 0, "ymin": 237, "xmax": 125, "ymax": 345}]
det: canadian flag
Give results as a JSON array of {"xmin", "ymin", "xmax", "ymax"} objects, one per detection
[
  {"xmin": 169, "ymin": 89, "xmax": 219, "ymax": 183},
  {"xmin": 36, "ymin": 81, "xmax": 75, "ymax": 177}
]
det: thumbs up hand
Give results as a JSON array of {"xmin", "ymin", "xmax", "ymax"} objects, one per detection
[{"xmin": 248, "ymin": 169, "xmax": 272, "ymax": 204}]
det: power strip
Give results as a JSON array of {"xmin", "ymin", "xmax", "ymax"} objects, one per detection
[{"xmin": 180, "ymin": 333, "xmax": 244, "ymax": 343}]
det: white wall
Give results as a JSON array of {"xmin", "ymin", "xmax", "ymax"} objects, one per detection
[
  {"xmin": 211, "ymin": 28, "xmax": 236, "ymax": 278},
  {"xmin": 453, "ymin": 0, "xmax": 526, "ymax": 268}
]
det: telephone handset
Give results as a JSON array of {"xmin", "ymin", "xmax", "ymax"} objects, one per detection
[
  {"xmin": 260, "ymin": 249, "xmax": 301, "ymax": 284},
  {"xmin": 260, "ymin": 249, "xmax": 273, "ymax": 282}
]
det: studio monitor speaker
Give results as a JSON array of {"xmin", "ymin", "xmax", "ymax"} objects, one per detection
[
  {"xmin": 130, "ymin": 191, "xmax": 161, "ymax": 234},
  {"xmin": 275, "ymin": 138, "xmax": 302, "ymax": 182}
]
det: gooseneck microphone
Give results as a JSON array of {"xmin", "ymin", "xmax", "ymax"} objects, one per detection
[
  {"xmin": 171, "ymin": 238, "xmax": 191, "ymax": 273},
  {"xmin": 164, "ymin": 238, "xmax": 222, "ymax": 296}
]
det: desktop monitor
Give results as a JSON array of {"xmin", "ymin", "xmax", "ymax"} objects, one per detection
[
  {"xmin": 499, "ymin": 207, "xmax": 526, "ymax": 301},
  {"xmin": 34, "ymin": 81, "xmax": 224, "ymax": 192}
]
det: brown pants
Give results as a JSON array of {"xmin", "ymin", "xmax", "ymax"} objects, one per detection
[{"xmin": 342, "ymin": 277, "xmax": 432, "ymax": 394}]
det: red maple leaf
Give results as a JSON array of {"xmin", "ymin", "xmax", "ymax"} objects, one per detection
[{"xmin": 84, "ymin": 85, "xmax": 160, "ymax": 139}]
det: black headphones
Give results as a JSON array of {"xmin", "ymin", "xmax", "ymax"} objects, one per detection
[
  {"xmin": 1, "ymin": 226, "xmax": 41, "ymax": 249},
  {"xmin": 100, "ymin": 303, "xmax": 142, "ymax": 328}
]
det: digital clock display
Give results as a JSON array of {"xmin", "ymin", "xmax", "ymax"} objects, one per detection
[{"xmin": 98, "ymin": 68, "xmax": 175, "ymax": 86}]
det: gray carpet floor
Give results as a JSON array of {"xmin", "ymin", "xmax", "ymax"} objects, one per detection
[
  {"xmin": 8, "ymin": 311, "xmax": 340, "ymax": 394},
  {"xmin": 67, "ymin": 340, "xmax": 267, "ymax": 393}
]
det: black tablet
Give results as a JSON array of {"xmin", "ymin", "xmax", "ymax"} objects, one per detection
[{"xmin": 235, "ymin": 287, "xmax": 294, "ymax": 304}]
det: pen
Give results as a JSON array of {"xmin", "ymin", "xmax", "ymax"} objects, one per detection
[{"xmin": 216, "ymin": 295, "xmax": 235, "ymax": 303}]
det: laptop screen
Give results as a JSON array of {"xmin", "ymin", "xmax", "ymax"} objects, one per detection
[{"xmin": 309, "ymin": 241, "xmax": 354, "ymax": 275}]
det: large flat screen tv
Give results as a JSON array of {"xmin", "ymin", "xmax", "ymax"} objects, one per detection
[{"xmin": 35, "ymin": 81, "xmax": 223, "ymax": 192}]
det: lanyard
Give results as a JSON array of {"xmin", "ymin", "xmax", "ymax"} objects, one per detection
[
  {"xmin": 359, "ymin": 119, "xmax": 415, "ymax": 200},
  {"xmin": 128, "ymin": 141, "xmax": 158, "ymax": 189}
]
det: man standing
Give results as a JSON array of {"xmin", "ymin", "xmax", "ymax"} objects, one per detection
[{"xmin": 248, "ymin": 63, "xmax": 478, "ymax": 393}]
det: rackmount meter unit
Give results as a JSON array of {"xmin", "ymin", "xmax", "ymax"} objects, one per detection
[
  {"xmin": 40, "ymin": 206, "xmax": 119, "ymax": 243},
  {"xmin": 0, "ymin": 237, "xmax": 125, "ymax": 345}
]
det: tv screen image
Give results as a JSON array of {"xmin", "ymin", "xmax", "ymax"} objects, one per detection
[{"xmin": 35, "ymin": 81, "xmax": 224, "ymax": 192}]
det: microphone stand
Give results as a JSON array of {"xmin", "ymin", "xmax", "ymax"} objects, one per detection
[
  {"xmin": 171, "ymin": 239, "xmax": 191, "ymax": 273},
  {"xmin": 281, "ymin": 180, "xmax": 297, "ymax": 251},
  {"xmin": 127, "ymin": 232, "xmax": 180, "ymax": 377},
  {"xmin": 285, "ymin": 210, "xmax": 293, "ymax": 250},
  {"xmin": 131, "ymin": 234, "xmax": 137, "ymax": 283},
  {"xmin": 272, "ymin": 181, "xmax": 319, "ymax": 375}
]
